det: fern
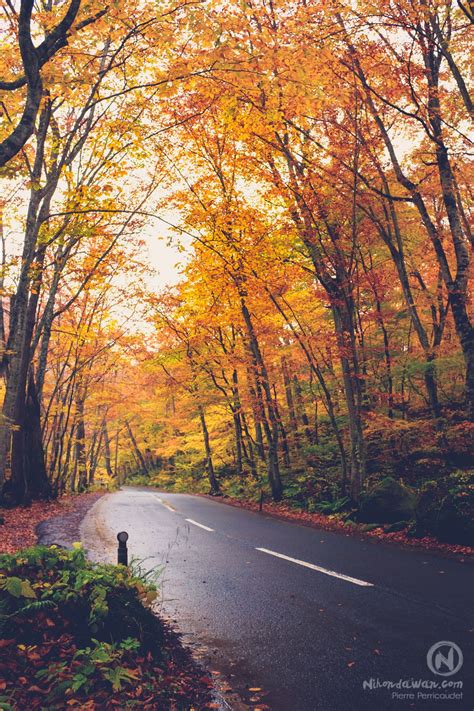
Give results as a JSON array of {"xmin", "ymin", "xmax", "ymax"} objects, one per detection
[
  {"xmin": 315, "ymin": 496, "xmax": 350, "ymax": 514},
  {"xmin": 16, "ymin": 599, "xmax": 56, "ymax": 615}
]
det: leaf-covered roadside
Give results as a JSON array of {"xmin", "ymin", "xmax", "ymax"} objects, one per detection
[
  {"xmin": 210, "ymin": 496, "xmax": 474, "ymax": 558},
  {"xmin": 0, "ymin": 493, "xmax": 103, "ymax": 554},
  {"xmin": 0, "ymin": 545, "xmax": 214, "ymax": 709}
]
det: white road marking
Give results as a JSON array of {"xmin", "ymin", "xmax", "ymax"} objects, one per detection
[
  {"xmin": 186, "ymin": 518, "xmax": 214, "ymax": 532},
  {"xmin": 255, "ymin": 547, "xmax": 374, "ymax": 587},
  {"xmin": 152, "ymin": 495, "xmax": 176, "ymax": 513}
]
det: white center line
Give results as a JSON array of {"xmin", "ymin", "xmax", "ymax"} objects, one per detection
[
  {"xmin": 186, "ymin": 518, "xmax": 214, "ymax": 532},
  {"xmin": 152, "ymin": 495, "xmax": 176, "ymax": 513},
  {"xmin": 256, "ymin": 547, "xmax": 374, "ymax": 587}
]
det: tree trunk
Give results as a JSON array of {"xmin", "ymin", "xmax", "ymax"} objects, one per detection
[
  {"xmin": 75, "ymin": 396, "xmax": 87, "ymax": 492},
  {"xmin": 239, "ymin": 292, "xmax": 283, "ymax": 501},
  {"xmin": 282, "ymin": 356, "xmax": 300, "ymax": 448},
  {"xmin": 103, "ymin": 419, "xmax": 113, "ymax": 478},
  {"xmin": 332, "ymin": 302, "xmax": 366, "ymax": 502},
  {"xmin": 273, "ymin": 384, "xmax": 290, "ymax": 468},
  {"xmin": 23, "ymin": 369, "xmax": 51, "ymax": 500},
  {"xmin": 198, "ymin": 405, "xmax": 220, "ymax": 494},
  {"xmin": 293, "ymin": 374, "xmax": 312, "ymax": 444},
  {"xmin": 125, "ymin": 420, "xmax": 148, "ymax": 476}
]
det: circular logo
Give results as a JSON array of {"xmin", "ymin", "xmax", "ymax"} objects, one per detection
[{"xmin": 427, "ymin": 641, "xmax": 463, "ymax": 677}]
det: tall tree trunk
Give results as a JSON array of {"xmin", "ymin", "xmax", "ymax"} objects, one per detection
[
  {"xmin": 375, "ymin": 297, "xmax": 394, "ymax": 418},
  {"xmin": 369, "ymin": 204, "xmax": 443, "ymax": 421},
  {"xmin": 332, "ymin": 302, "xmax": 366, "ymax": 502},
  {"xmin": 0, "ymin": 105, "xmax": 54, "ymax": 498},
  {"xmin": 23, "ymin": 369, "xmax": 51, "ymax": 500},
  {"xmin": 114, "ymin": 431, "xmax": 120, "ymax": 480},
  {"xmin": 233, "ymin": 411, "xmax": 244, "ymax": 476},
  {"xmin": 231, "ymin": 369, "xmax": 247, "ymax": 476},
  {"xmin": 125, "ymin": 420, "xmax": 148, "ymax": 476},
  {"xmin": 293, "ymin": 374, "xmax": 312, "ymax": 444},
  {"xmin": 282, "ymin": 356, "xmax": 300, "ymax": 448},
  {"xmin": 273, "ymin": 384, "xmax": 290, "ymax": 468},
  {"xmin": 239, "ymin": 291, "xmax": 283, "ymax": 501},
  {"xmin": 103, "ymin": 419, "xmax": 113, "ymax": 478},
  {"xmin": 75, "ymin": 396, "xmax": 87, "ymax": 492},
  {"xmin": 198, "ymin": 404, "xmax": 220, "ymax": 494},
  {"xmin": 88, "ymin": 424, "xmax": 104, "ymax": 486},
  {"xmin": 246, "ymin": 367, "xmax": 266, "ymax": 461},
  {"xmin": 265, "ymin": 289, "xmax": 348, "ymax": 487},
  {"xmin": 240, "ymin": 410, "xmax": 258, "ymax": 478}
]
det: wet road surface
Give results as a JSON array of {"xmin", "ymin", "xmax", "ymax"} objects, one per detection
[{"xmin": 80, "ymin": 487, "xmax": 473, "ymax": 711}]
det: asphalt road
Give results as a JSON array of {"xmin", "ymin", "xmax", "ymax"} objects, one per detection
[{"xmin": 81, "ymin": 487, "xmax": 473, "ymax": 711}]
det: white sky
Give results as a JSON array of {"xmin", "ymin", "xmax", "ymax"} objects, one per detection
[
  {"xmin": 144, "ymin": 232, "xmax": 182, "ymax": 289},
  {"xmin": 142, "ymin": 217, "xmax": 190, "ymax": 291}
]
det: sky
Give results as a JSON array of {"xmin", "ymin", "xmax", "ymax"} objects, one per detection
[
  {"xmin": 140, "ymin": 204, "xmax": 194, "ymax": 292},
  {"xmin": 144, "ymin": 232, "xmax": 184, "ymax": 290}
]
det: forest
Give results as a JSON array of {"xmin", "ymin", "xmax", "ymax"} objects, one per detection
[{"xmin": 0, "ymin": 0, "xmax": 473, "ymax": 544}]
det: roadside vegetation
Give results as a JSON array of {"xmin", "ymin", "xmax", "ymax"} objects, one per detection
[{"xmin": 0, "ymin": 545, "xmax": 213, "ymax": 709}]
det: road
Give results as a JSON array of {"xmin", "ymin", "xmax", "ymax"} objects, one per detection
[{"xmin": 81, "ymin": 487, "xmax": 473, "ymax": 711}]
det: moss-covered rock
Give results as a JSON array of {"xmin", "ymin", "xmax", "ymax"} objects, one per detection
[
  {"xmin": 383, "ymin": 520, "xmax": 410, "ymax": 533},
  {"xmin": 360, "ymin": 523, "xmax": 383, "ymax": 532},
  {"xmin": 358, "ymin": 477, "xmax": 417, "ymax": 524},
  {"xmin": 415, "ymin": 472, "xmax": 474, "ymax": 545},
  {"xmin": 437, "ymin": 491, "xmax": 474, "ymax": 545},
  {"xmin": 415, "ymin": 480, "xmax": 441, "ymax": 535}
]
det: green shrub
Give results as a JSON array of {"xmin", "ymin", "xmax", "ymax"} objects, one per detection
[
  {"xmin": 0, "ymin": 545, "xmax": 212, "ymax": 708},
  {"xmin": 0, "ymin": 545, "xmax": 162, "ymax": 652}
]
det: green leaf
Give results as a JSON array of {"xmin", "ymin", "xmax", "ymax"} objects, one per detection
[
  {"xmin": 20, "ymin": 581, "xmax": 36, "ymax": 599},
  {"xmin": 4, "ymin": 577, "xmax": 23, "ymax": 598}
]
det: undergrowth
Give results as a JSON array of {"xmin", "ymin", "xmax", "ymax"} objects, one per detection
[{"xmin": 0, "ymin": 545, "xmax": 213, "ymax": 709}]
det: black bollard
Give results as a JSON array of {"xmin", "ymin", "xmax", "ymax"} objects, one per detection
[
  {"xmin": 117, "ymin": 531, "xmax": 129, "ymax": 566},
  {"xmin": 259, "ymin": 490, "xmax": 264, "ymax": 512}
]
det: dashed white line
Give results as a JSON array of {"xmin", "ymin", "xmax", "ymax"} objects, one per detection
[
  {"xmin": 186, "ymin": 518, "xmax": 214, "ymax": 532},
  {"xmin": 152, "ymin": 495, "xmax": 176, "ymax": 513},
  {"xmin": 255, "ymin": 548, "xmax": 374, "ymax": 587}
]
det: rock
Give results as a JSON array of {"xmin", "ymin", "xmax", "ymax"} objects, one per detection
[
  {"xmin": 384, "ymin": 520, "xmax": 410, "ymax": 533},
  {"xmin": 415, "ymin": 480, "xmax": 440, "ymax": 535},
  {"xmin": 358, "ymin": 477, "xmax": 417, "ymax": 524},
  {"xmin": 360, "ymin": 523, "xmax": 383, "ymax": 532},
  {"xmin": 436, "ymin": 489, "xmax": 474, "ymax": 546},
  {"xmin": 415, "ymin": 472, "xmax": 474, "ymax": 545}
]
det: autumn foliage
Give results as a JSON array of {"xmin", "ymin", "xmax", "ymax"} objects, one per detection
[{"xmin": 0, "ymin": 1, "xmax": 472, "ymax": 542}]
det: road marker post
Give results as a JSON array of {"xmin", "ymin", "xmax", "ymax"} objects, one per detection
[{"xmin": 117, "ymin": 531, "xmax": 129, "ymax": 566}]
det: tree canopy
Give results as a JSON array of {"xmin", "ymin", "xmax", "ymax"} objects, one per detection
[{"xmin": 0, "ymin": 0, "xmax": 472, "ymax": 518}]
